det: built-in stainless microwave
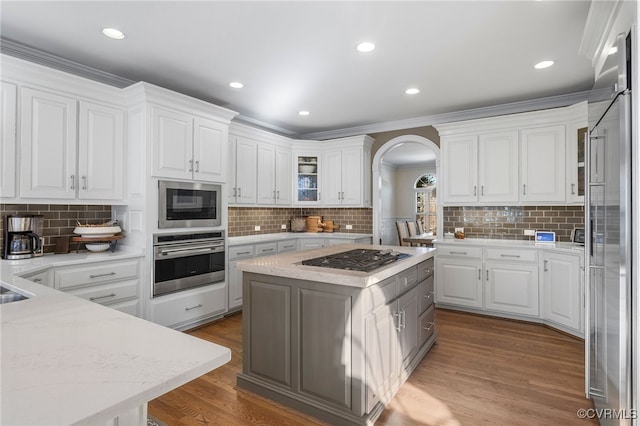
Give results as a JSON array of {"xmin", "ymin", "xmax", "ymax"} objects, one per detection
[{"xmin": 158, "ymin": 180, "xmax": 222, "ymax": 229}]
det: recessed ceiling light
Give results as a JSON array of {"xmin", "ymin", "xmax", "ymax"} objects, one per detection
[
  {"xmin": 102, "ymin": 28, "xmax": 125, "ymax": 40},
  {"xmin": 405, "ymin": 88, "xmax": 420, "ymax": 95},
  {"xmin": 609, "ymin": 46, "xmax": 618, "ymax": 55},
  {"xmin": 356, "ymin": 42, "xmax": 376, "ymax": 53},
  {"xmin": 298, "ymin": 111, "xmax": 310, "ymax": 116},
  {"xmin": 534, "ymin": 60, "xmax": 554, "ymax": 69},
  {"xmin": 229, "ymin": 82, "xmax": 244, "ymax": 89}
]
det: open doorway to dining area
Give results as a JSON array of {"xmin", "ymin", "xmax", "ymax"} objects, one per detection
[{"xmin": 372, "ymin": 135, "xmax": 441, "ymax": 246}]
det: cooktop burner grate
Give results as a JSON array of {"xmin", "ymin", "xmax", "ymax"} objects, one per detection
[{"xmin": 301, "ymin": 249, "xmax": 411, "ymax": 272}]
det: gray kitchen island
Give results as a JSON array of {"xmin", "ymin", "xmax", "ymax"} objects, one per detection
[{"xmin": 236, "ymin": 244, "xmax": 437, "ymax": 426}]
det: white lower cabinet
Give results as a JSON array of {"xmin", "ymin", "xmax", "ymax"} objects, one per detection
[
  {"xmin": 53, "ymin": 257, "xmax": 142, "ymax": 317},
  {"xmin": 151, "ymin": 282, "xmax": 226, "ymax": 330},
  {"xmin": 435, "ymin": 250, "xmax": 483, "ymax": 309},
  {"xmin": 484, "ymin": 260, "xmax": 539, "ymax": 317},
  {"xmin": 542, "ymin": 251, "xmax": 583, "ymax": 335},
  {"xmin": 436, "ymin": 242, "xmax": 583, "ymax": 336},
  {"xmin": 298, "ymin": 238, "xmax": 326, "ymax": 250}
]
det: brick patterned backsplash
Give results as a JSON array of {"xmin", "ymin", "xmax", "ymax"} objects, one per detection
[
  {"xmin": 443, "ymin": 206, "xmax": 585, "ymax": 242},
  {"xmin": 0, "ymin": 204, "xmax": 113, "ymax": 254},
  {"xmin": 228, "ymin": 207, "xmax": 373, "ymax": 237}
]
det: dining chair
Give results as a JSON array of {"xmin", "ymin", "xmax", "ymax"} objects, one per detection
[
  {"xmin": 396, "ymin": 221, "xmax": 411, "ymax": 246},
  {"xmin": 417, "ymin": 220, "xmax": 425, "ymax": 234},
  {"xmin": 407, "ymin": 221, "xmax": 418, "ymax": 237}
]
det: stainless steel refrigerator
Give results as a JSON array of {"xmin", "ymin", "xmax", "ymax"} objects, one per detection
[{"xmin": 586, "ymin": 30, "xmax": 634, "ymax": 424}]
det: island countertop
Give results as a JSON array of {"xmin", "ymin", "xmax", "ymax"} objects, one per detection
[
  {"xmin": 1, "ymin": 256, "xmax": 231, "ymax": 426},
  {"xmin": 236, "ymin": 243, "xmax": 436, "ymax": 288}
]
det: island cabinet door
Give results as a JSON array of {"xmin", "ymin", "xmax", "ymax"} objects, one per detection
[
  {"xmin": 245, "ymin": 280, "xmax": 292, "ymax": 388},
  {"xmin": 298, "ymin": 288, "xmax": 353, "ymax": 410}
]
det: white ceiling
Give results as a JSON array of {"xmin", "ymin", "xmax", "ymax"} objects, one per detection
[{"xmin": 0, "ymin": 1, "xmax": 594, "ymax": 139}]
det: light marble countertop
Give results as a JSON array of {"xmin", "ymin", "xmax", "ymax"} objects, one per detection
[
  {"xmin": 236, "ymin": 243, "xmax": 435, "ymax": 288},
  {"xmin": 228, "ymin": 232, "xmax": 372, "ymax": 246},
  {"xmin": 434, "ymin": 237, "xmax": 585, "ymax": 254},
  {"xmin": 1, "ymin": 251, "xmax": 231, "ymax": 426}
]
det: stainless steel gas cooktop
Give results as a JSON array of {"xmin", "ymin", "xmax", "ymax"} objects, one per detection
[{"xmin": 301, "ymin": 249, "xmax": 411, "ymax": 272}]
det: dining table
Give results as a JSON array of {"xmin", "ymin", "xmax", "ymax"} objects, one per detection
[{"xmin": 402, "ymin": 233, "xmax": 437, "ymax": 246}]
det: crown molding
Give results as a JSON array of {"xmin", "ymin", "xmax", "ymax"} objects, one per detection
[
  {"xmin": 302, "ymin": 90, "xmax": 590, "ymax": 140},
  {"xmin": 0, "ymin": 38, "xmax": 135, "ymax": 88}
]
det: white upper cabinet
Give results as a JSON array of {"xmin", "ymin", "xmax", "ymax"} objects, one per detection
[
  {"xmin": 1, "ymin": 82, "xmax": 17, "ymax": 198},
  {"xmin": 192, "ymin": 117, "xmax": 227, "ymax": 182},
  {"xmin": 478, "ymin": 131, "xmax": 519, "ymax": 203},
  {"xmin": 520, "ymin": 125, "xmax": 566, "ymax": 203},
  {"xmin": 78, "ymin": 101, "xmax": 124, "ymax": 200},
  {"xmin": 256, "ymin": 143, "xmax": 291, "ymax": 206},
  {"xmin": 20, "ymin": 87, "xmax": 78, "ymax": 199},
  {"xmin": 319, "ymin": 136, "xmax": 373, "ymax": 207},
  {"xmin": 20, "ymin": 88, "xmax": 124, "ymax": 201},
  {"xmin": 151, "ymin": 106, "xmax": 227, "ymax": 183},
  {"xmin": 436, "ymin": 105, "xmax": 585, "ymax": 206},
  {"xmin": 441, "ymin": 135, "xmax": 478, "ymax": 203},
  {"xmin": 441, "ymin": 131, "xmax": 518, "ymax": 204},
  {"xmin": 231, "ymin": 136, "xmax": 258, "ymax": 204}
]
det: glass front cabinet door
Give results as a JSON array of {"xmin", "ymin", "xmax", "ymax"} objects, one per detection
[{"xmin": 295, "ymin": 154, "xmax": 320, "ymax": 205}]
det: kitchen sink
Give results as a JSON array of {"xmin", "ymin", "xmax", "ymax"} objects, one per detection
[{"xmin": 0, "ymin": 285, "xmax": 29, "ymax": 304}]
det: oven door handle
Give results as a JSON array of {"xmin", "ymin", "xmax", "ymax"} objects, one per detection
[{"xmin": 157, "ymin": 246, "xmax": 223, "ymax": 259}]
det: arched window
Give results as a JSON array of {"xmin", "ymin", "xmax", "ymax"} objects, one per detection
[{"xmin": 415, "ymin": 173, "xmax": 437, "ymax": 235}]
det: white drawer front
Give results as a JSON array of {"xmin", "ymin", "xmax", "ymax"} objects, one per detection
[
  {"xmin": 66, "ymin": 279, "xmax": 139, "ymax": 305},
  {"xmin": 55, "ymin": 260, "xmax": 139, "ymax": 290},
  {"xmin": 437, "ymin": 246, "xmax": 483, "ymax": 259},
  {"xmin": 277, "ymin": 240, "xmax": 297, "ymax": 253},
  {"xmin": 485, "ymin": 248, "xmax": 537, "ymax": 262},
  {"xmin": 255, "ymin": 242, "xmax": 277, "ymax": 257},
  {"xmin": 152, "ymin": 282, "xmax": 226, "ymax": 327},
  {"xmin": 229, "ymin": 245, "xmax": 255, "ymax": 260}
]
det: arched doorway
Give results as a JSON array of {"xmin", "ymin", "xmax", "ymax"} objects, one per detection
[{"xmin": 372, "ymin": 135, "xmax": 441, "ymax": 245}]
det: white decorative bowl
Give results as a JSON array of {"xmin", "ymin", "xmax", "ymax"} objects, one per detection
[
  {"xmin": 85, "ymin": 243, "xmax": 110, "ymax": 252},
  {"xmin": 73, "ymin": 226, "xmax": 121, "ymax": 238},
  {"xmin": 299, "ymin": 165, "xmax": 316, "ymax": 173}
]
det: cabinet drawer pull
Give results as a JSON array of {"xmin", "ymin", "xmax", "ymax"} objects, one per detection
[
  {"xmin": 82, "ymin": 175, "xmax": 87, "ymax": 190},
  {"xmin": 195, "ymin": 160, "xmax": 200, "ymax": 172},
  {"xmin": 33, "ymin": 278, "xmax": 42, "ymax": 283},
  {"xmin": 424, "ymin": 322, "xmax": 435, "ymax": 331},
  {"xmin": 424, "ymin": 291, "xmax": 435, "ymax": 299},
  {"xmin": 238, "ymin": 187, "xmax": 242, "ymax": 198},
  {"xmin": 500, "ymin": 254, "xmax": 521, "ymax": 258},
  {"xmin": 481, "ymin": 185, "xmax": 484, "ymax": 196},
  {"xmin": 450, "ymin": 251, "xmax": 467, "ymax": 255},
  {"xmin": 237, "ymin": 251, "xmax": 252, "ymax": 255},
  {"xmin": 523, "ymin": 184, "xmax": 527, "ymax": 196},
  {"xmin": 261, "ymin": 248, "xmax": 275, "ymax": 252},
  {"xmin": 90, "ymin": 272, "xmax": 116, "ymax": 279},
  {"xmin": 185, "ymin": 304, "xmax": 203, "ymax": 311},
  {"xmin": 188, "ymin": 160, "xmax": 193, "ymax": 172},
  {"xmin": 544, "ymin": 260, "xmax": 549, "ymax": 272},
  {"xmin": 478, "ymin": 269, "xmax": 481, "ymax": 280},
  {"xmin": 277, "ymin": 190, "xmax": 280, "ymax": 199},
  {"xmin": 486, "ymin": 270, "xmax": 489, "ymax": 280},
  {"xmin": 233, "ymin": 187, "xmax": 237, "ymax": 198},
  {"xmin": 473, "ymin": 185, "xmax": 477, "ymax": 196},
  {"xmin": 89, "ymin": 293, "xmax": 116, "ymax": 301},
  {"xmin": 394, "ymin": 312, "xmax": 402, "ymax": 331},
  {"xmin": 70, "ymin": 175, "xmax": 76, "ymax": 190},
  {"xmin": 571, "ymin": 183, "xmax": 576, "ymax": 195}
]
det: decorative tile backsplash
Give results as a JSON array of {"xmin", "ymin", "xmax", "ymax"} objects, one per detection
[
  {"xmin": 443, "ymin": 206, "xmax": 585, "ymax": 242},
  {"xmin": 0, "ymin": 204, "xmax": 113, "ymax": 253},
  {"xmin": 228, "ymin": 207, "xmax": 373, "ymax": 237}
]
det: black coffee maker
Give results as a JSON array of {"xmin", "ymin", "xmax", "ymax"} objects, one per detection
[{"xmin": 2, "ymin": 214, "xmax": 44, "ymax": 260}]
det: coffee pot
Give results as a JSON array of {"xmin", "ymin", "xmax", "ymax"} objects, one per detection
[{"xmin": 3, "ymin": 214, "xmax": 44, "ymax": 260}]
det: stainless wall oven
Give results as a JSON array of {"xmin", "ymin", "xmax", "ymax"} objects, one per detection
[
  {"xmin": 158, "ymin": 180, "xmax": 222, "ymax": 229},
  {"xmin": 153, "ymin": 231, "xmax": 225, "ymax": 297}
]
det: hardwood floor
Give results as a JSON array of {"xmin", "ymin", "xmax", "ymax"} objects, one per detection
[{"xmin": 149, "ymin": 309, "xmax": 596, "ymax": 425}]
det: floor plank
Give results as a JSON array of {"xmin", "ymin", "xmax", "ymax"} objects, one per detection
[{"xmin": 149, "ymin": 309, "xmax": 596, "ymax": 425}]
